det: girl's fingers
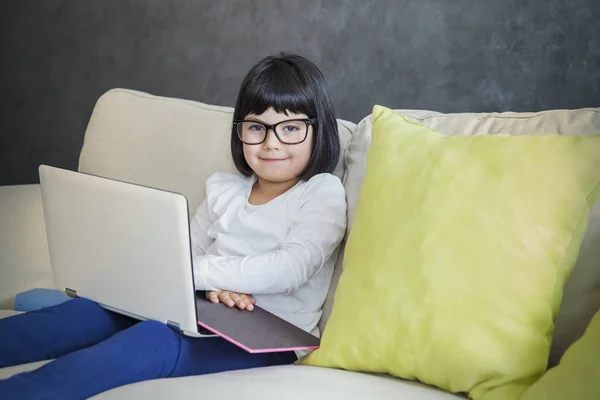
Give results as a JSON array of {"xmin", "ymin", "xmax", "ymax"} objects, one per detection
[
  {"xmin": 218, "ymin": 292, "xmax": 235, "ymax": 307},
  {"xmin": 231, "ymin": 293, "xmax": 247, "ymax": 310},
  {"xmin": 209, "ymin": 291, "xmax": 254, "ymax": 311},
  {"xmin": 207, "ymin": 291, "xmax": 219, "ymax": 304},
  {"xmin": 239, "ymin": 294, "xmax": 253, "ymax": 311}
]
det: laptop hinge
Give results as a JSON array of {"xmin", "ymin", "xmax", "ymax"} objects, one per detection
[
  {"xmin": 65, "ymin": 288, "xmax": 78, "ymax": 298},
  {"xmin": 166, "ymin": 320, "xmax": 181, "ymax": 331}
]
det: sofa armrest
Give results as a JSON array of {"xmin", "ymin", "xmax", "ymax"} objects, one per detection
[{"xmin": 0, "ymin": 184, "xmax": 54, "ymax": 309}]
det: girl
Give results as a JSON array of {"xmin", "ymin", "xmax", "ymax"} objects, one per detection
[{"xmin": 0, "ymin": 53, "xmax": 347, "ymax": 399}]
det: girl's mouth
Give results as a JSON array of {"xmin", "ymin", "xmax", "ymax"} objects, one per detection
[{"xmin": 260, "ymin": 158, "xmax": 288, "ymax": 163}]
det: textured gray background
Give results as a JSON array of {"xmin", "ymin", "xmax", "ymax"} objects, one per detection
[{"xmin": 1, "ymin": 0, "xmax": 599, "ymax": 185}]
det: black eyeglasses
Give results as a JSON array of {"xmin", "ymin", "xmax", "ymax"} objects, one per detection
[{"xmin": 233, "ymin": 118, "xmax": 318, "ymax": 145}]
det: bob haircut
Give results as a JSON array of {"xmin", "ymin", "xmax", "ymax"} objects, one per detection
[{"xmin": 231, "ymin": 52, "xmax": 340, "ymax": 181}]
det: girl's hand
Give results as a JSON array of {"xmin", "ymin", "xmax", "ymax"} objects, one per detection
[{"xmin": 206, "ymin": 291, "xmax": 256, "ymax": 311}]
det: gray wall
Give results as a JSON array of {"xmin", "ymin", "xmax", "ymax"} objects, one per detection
[{"xmin": 1, "ymin": 0, "xmax": 599, "ymax": 185}]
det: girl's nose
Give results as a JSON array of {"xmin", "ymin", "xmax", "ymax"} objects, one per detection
[{"xmin": 263, "ymin": 128, "xmax": 281, "ymax": 149}]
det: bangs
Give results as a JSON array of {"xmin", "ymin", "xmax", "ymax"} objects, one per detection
[{"xmin": 235, "ymin": 62, "xmax": 316, "ymax": 119}]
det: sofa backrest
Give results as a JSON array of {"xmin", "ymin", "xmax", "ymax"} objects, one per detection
[
  {"xmin": 79, "ymin": 89, "xmax": 356, "ymax": 215},
  {"xmin": 323, "ymin": 107, "xmax": 600, "ymax": 367}
]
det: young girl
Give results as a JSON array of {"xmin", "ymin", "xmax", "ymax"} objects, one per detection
[{"xmin": 0, "ymin": 53, "xmax": 347, "ymax": 399}]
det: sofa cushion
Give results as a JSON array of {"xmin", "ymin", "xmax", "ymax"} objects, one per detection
[
  {"xmin": 0, "ymin": 185, "xmax": 53, "ymax": 310},
  {"xmin": 521, "ymin": 306, "xmax": 600, "ymax": 400},
  {"xmin": 78, "ymin": 89, "xmax": 355, "ymax": 215},
  {"xmin": 0, "ymin": 360, "xmax": 52, "ymax": 380},
  {"xmin": 306, "ymin": 105, "xmax": 600, "ymax": 400},
  {"xmin": 320, "ymin": 107, "xmax": 600, "ymax": 367},
  {"xmin": 91, "ymin": 365, "xmax": 464, "ymax": 400},
  {"xmin": 15, "ymin": 288, "xmax": 70, "ymax": 312}
]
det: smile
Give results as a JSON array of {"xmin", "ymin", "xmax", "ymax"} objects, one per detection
[{"xmin": 259, "ymin": 158, "xmax": 288, "ymax": 163}]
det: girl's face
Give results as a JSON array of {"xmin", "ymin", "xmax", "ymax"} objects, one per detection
[{"xmin": 242, "ymin": 108, "xmax": 313, "ymax": 185}]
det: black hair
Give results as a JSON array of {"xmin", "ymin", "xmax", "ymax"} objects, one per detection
[{"xmin": 231, "ymin": 52, "xmax": 340, "ymax": 180}]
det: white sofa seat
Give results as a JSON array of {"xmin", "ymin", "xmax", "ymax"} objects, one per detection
[
  {"xmin": 0, "ymin": 361, "xmax": 52, "ymax": 381},
  {"xmin": 91, "ymin": 365, "xmax": 464, "ymax": 400}
]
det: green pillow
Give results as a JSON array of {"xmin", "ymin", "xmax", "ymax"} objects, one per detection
[
  {"xmin": 300, "ymin": 105, "xmax": 600, "ymax": 400},
  {"xmin": 521, "ymin": 307, "xmax": 600, "ymax": 400}
]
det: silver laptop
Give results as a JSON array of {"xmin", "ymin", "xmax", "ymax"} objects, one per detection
[{"xmin": 38, "ymin": 165, "xmax": 320, "ymax": 353}]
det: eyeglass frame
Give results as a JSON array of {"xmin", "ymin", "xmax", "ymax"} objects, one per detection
[{"xmin": 232, "ymin": 117, "xmax": 318, "ymax": 145}]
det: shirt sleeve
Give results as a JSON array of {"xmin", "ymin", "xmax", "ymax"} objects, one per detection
[
  {"xmin": 193, "ymin": 176, "xmax": 347, "ymax": 295},
  {"xmin": 190, "ymin": 198, "xmax": 214, "ymax": 257}
]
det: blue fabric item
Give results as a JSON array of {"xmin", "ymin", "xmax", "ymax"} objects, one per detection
[
  {"xmin": 0, "ymin": 297, "xmax": 136, "ymax": 368},
  {"xmin": 14, "ymin": 288, "xmax": 71, "ymax": 312},
  {"xmin": 0, "ymin": 298, "xmax": 296, "ymax": 400}
]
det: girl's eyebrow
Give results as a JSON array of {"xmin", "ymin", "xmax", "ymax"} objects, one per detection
[
  {"xmin": 243, "ymin": 117, "xmax": 269, "ymax": 123},
  {"xmin": 243, "ymin": 116, "xmax": 306, "ymax": 124}
]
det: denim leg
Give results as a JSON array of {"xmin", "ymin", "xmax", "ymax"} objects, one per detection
[
  {"xmin": 0, "ymin": 297, "xmax": 135, "ymax": 368},
  {"xmin": 1, "ymin": 318, "xmax": 297, "ymax": 400},
  {"xmin": 170, "ymin": 335, "xmax": 297, "ymax": 377},
  {"xmin": 0, "ymin": 320, "xmax": 179, "ymax": 400}
]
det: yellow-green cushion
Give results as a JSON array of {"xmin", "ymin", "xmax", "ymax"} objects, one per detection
[
  {"xmin": 299, "ymin": 105, "xmax": 600, "ymax": 400},
  {"xmin": 521, "ymin": 307, "xmax": 600, "ymax": 400}
]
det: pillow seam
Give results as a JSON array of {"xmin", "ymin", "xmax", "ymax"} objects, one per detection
[{"xmin": 553, "ymin": 177, "xmax": 600, "ymax": 318}]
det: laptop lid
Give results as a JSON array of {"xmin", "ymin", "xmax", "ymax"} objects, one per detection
[
  {"xmin": 38, "ymin": 165, "xmax": 201, "ymax": 336},
  {"xmin": 195, "ymin": 293, "xmax": 320, "ymax": 353}
]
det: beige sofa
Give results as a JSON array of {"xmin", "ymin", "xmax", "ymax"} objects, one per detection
[{"xmin": 1, "ymin": 89, "xmax": 599, "ymax": 399}]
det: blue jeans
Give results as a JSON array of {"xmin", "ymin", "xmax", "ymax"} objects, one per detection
[{"xmin": 0, "ymin": 298, "xmax": 296, "ymax": 399}]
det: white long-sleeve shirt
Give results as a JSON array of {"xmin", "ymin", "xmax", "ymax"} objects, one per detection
[{"xmin": 191, "ymin": 172, "xmax": 347, "ymax": 336}]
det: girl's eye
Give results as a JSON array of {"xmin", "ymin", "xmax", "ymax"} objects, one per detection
[
  {"xmin": 248, "ymin": 124, "xmax": 265, "ymax": 131},
  {"xmin": 281, "ymin": 124, "xmax": 300, "ymax": 132}
]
